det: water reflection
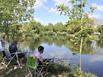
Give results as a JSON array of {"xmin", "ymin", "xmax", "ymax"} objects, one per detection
[
  {"xmin": 1, "ymin": 36, "xmax": 103, "ymax": 77},
  {"xmin": 17, "ymin": 36, "xmax": 103, "ymax": 77},
  {"xmin": 19, "ymin": 36, "xmax": 94, "ymax": 54},
  {"xmin": 97, "ymin": 36, "xmax": 103, "ymax": 48},
  {"xmin": 41, "ymin": 43, "xmax": 73, "ymax": 59}
]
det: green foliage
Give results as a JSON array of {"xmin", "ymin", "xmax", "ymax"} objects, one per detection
[
  {"xmin": 97, "ymin": 25, "xmax": 103, "ymax": 48},
  {"xmin": 66, "ymin": 18, "xmax": 94, "ymax": 47},
  {"xmin": 18, "ymin": 20, "xmax": 43, "ymax": 39},
  {"xmin": 54, "ymin": 22, "xmax": 66, "ymax": 32},
  {"xmin": 0, "ymin": 0, "xmax": 36, "ymax": 35},
  {"xmin": 57, "ymin": 0, "xmax": 88, "ymax": 21},
  {"xmin": 98, "ymin": 25, "xmax": 103, "ymax": 34},
  {"xmin": 57, "ymin": 0, "xmax": 97, "ymax": 49}
]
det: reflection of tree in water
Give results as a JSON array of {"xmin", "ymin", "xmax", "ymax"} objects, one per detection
[
  {"xmin": 18, "ymin": 37, "xmax": 43, "ymax": 52},
  {"xmin": 53, "ymin": 37, "xmax": 67, "ymax": 47},
  {"xmin": 42, "ymin": 36, "xmax": 94, "ymax": 54},
  {"xmin": 26, "ymin": 37, "xmax": 43, "ymax": 50},
  {"xmin": 18, "ymin": 35, "xmax": 94, "ymax": 54},
  {"xmin": 19, "ymin": 36, "xmax": 49, "ymax": 51},
  {"xmin": 43, "ymin": 36, "xmax": 54, "ymax": 45},
  {"xmin": 65, "ymin": 39, "xmax": 93, "ymax": 54},
  {"xmin": 97, "ymin": 36, "xmax": 103, "ymax": 48},
  {"xmin": 43, "ymin": 35, "xmax": 68, "ymax": 47}
]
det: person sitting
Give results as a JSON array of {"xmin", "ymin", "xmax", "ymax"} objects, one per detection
[
  {"xmin": 9, "ymin": 40, "xmax": 25, "ymax": 58},
  {"xmin": 34, "ymin": 46, "xmax": 53, "ymax": 76},
  {"xmin": 9, "ymin": 40, "xmax": 18, "ymax": 57},
  {"xmin": 34, "ymin": 46, "xmax": 44, "ymax": 65}
]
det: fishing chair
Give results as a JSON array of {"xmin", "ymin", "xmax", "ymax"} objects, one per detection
[
  {"xmin": 1, "ymin": 51, "xmax": 23, "ymax": 68},
  {"xmin": 26, "ymin": 56, "xmax": 45, "ymax": 77}
]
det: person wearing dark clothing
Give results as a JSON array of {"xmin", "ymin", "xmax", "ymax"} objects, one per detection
[
  {"xmin": 9, "ymin": 41, "xmax": 17, "ymax": 53},
  {"xmin": 9, "ymin": 41, "xmax": 18, "ymax": 57},
  {"xmin": 9, "ymin": 41, "xmax": 26, "ymax": 59}
]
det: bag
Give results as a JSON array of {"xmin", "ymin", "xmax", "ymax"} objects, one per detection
[{"xmin": 0, "ymin": 40, "xmax": 4, "ymax": 52}]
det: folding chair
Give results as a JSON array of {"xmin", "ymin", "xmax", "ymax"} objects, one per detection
[
  {"xmin": 6, "ymin": 52, "xmax": 21, "ymax": 67},
  {"xmin": 26, "ymin": 56, "xmax": 44, "ymax": 77},
  {"xmin": 1, "ymin": 51, "xmax": 23, "ymax": 68}
]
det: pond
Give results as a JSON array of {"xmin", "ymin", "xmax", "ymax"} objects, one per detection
[
  {"xmin": 39, "ymin": 42, "xmax": 103, "ymax": 77},
  {"xmin": 16, "ymin": 36, "xmax": 103, "ymax": 77},
  {"xmin": 0, "ymin": 36, "xmax": 103, "ymax": 77}
]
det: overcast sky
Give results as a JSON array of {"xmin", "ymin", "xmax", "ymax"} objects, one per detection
[{"xmin": 33, "ymin": 0, "xmax": 103, "ymax": 25}]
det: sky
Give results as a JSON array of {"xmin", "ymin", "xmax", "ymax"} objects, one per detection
[{"xmin": 33, "ymin": 0, "xmax": 103, "ymax": 25}]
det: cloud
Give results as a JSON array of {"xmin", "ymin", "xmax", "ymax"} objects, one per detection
[
  {"xmin": 49, "ymin": 8, "xmax": 60, "ymax": 14},
  {"xmin": 90, "ymin": 56, "xmax": 103, "ymax": 63},
  {"xmin": 91, "ymin": 3, "xmax": 103, "ymax": 11},
  {"xmin": 88, "ymin": 14, "xmax": 101, "ymax": 19},
  {"xmin": 88, "ymin": 14, "xmax": 103, "ymax": 25},
  {"xmin": 90, "ymin": 53, "xmax": 103, "ymax": 63},
  {"xmin": 35, "ymin": 16, "xmax": 67, "ymax": 25},
  {"xmin": 53, "ymin": 0, "xmax": 70, "ymax": 6},
  {"xmin": 35, "ymin": 17, "xmax": 46, "ymax": 25},
  {"xmin": 34, "ymin": 0, "xmax": 47, "ymax": 9}
]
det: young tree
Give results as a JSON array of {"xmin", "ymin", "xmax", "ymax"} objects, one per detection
[
  {"xmin": 57, "ymin": 0, "xmax": 95, "ymax": 45},
  {"xmin": 57, "ymin": 0, "xmax": 97, "ymax": 75}
]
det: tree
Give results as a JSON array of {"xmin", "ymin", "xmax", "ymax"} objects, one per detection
[
  {"xmin": 57, "ymin": 1, "xmax": 97, "ymax": 74},
  {"xmin": 57, "ymin": 0, "xmax": 88, "ymax": 21},
  {"xmin": 0, "ymin": 0, "xmax": 36, "ymax": 36},
  {"xmin": 57, "ymin": 0, "xmax": 95, "ymax": 45},
  {"xmin": 29, "ymin": 20, "xmax": 43, "ymax": 34},
  {"xmin": 44, "ymin": 23, "xmax": 54, "ymax": 32},
  {"xmin": 97, "ymin": 25, "xmax": 103, "ymax": 48},
  {"xmin": 54, "ymin": 22, "xmax": 65, "ymax": 32}
]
